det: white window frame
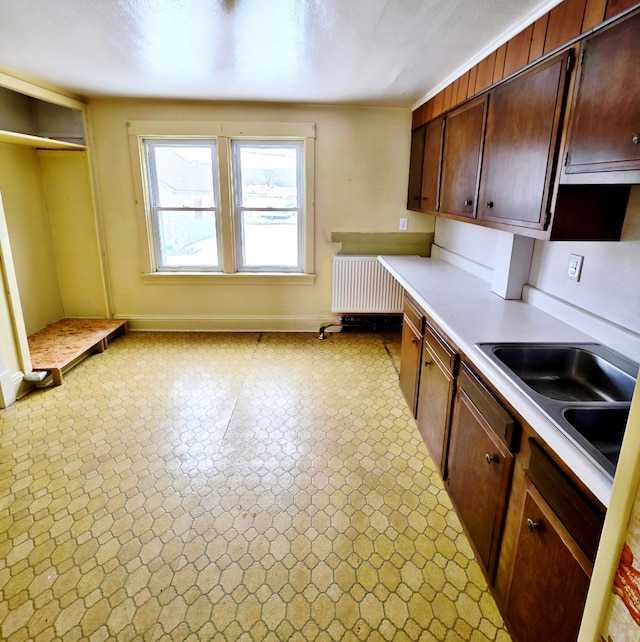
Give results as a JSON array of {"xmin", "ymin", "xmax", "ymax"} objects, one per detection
[{"xmin": 127, "ymin": 120, "xmax": 316, "ymax": 284}]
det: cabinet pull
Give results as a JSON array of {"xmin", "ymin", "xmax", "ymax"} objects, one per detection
[
  {"xmin": 464, "ymin": 199, "xmax": 473, "ymax": 207},
  {"xmin": 485, "ymin": 453, "xmax": 497, "ymax": 464},
  {"xmin": 424, "ymin": 359, "xmax": 432, "ymax": 367},
  {"xmin": 411, "ymin": 338, "xmax": 419, "ymax": 344},
  {"xmin": 633, "ymin": 133, "xmax": 640, "ymax": 145},
  {"xmin": 526, "ymin": 517, "xmax": 542, "ymax": 533},
  {"xmin": 485, "ymin": 201, "xmax": 494, "ymax": 209}
]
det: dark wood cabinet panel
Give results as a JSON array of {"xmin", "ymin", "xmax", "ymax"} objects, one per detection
[
  {"xmin": 420, "ymin": 117, "xmax": 444, "ymax": 211},
  {"xmin": 529, "ymin": 14, "xmax": 549, "ymax": 62},
  {"xmin": 399, "ymin": 302, "xmax": 424, "ymax": 416},
  {"xmin": 605, "ymin": 0, "xmax": 639, "ymax": 20},
  {"xmin": 446, "ymin": 363, "xmax": 515, "ymax": 580},
  {"xmin": 504, "ymin": 25, "xmax": 534, "ymax": 77},
  {"xmin": 582, "ymin": 0, "xmax": 607, "ymax": 31},
  {"xmin": 492, "ymin": 44, "xmax": 508, "ymax": 84},
  {"xmin": 562, "ymin": 11, "xmax": 640, "ymax": 182},
  {"xmin": 407, "ymin": 126, "xmax": 426, "ymax": 211},
  {"xmin": 544, "ymin": 0, "xmax": 587, "ymax": 54},
  {"xmin": 477, "ymin": 51, "xmax": 569, "ymax": 229},
  {"xmin": 475, "ymin": 53, "xmax": 496, "ymax": 94},
  {"xmin": 399, "ymin": 318, "xmax": 422, "ymax": 415},
  {"xmin": 440, "ymin": 96, "xmax": 487, "ymax": 218},
  {"xmin": 416, "ymin": 322, "xmax": 458, "ymax": 475},
  {"xmin": 504, "ymin": 482, "xmax": 591, "ymax": 642}
]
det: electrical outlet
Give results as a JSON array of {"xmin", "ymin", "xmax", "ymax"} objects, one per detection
[
  {"xmin": 568, "ymin": 254, "xmax": 584, "ymax": 281},
  {"xmin": 399, "ymin": 218, "xmax": 408, "ymax": 231}
]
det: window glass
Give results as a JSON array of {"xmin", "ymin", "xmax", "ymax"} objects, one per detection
[
  {"xmin": 156, "ymin": 210, "xmax": 219, "ymax": 268},
  {"xmin": 232, "ymin": 142, "xmax": 303, "ymax": 271},
  {"xmin": 144, "ymin": 140, "xmax": 220, "ymax": 271}
]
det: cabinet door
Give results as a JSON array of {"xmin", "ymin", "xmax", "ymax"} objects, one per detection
[
  {"xmin": 505, "ymin": 482, "xmax": 591, "ymax": 642},
  {"xmin": 447, "ymin": 365, "xmax": 515, "ymax": 580},
  {"xmin": 440, "ymin": 96, "xmax": 487, "ymax": 218},
  {"xmin": 407, "ymin": 126, "xmax": 426, "ymax": 211},
  {"xmin": 416, "ymin": 323, "xmax": 458, "ymax": 475},
  {"xmin": 399, "ymin": 316, "xmax": 422, "ymax": 416},
  {"xmin": 420, "ymin": 117, "xmax": 445, "ymax": 212},
  {"xmin": 562, "ymin": 12, "xmax": 640, "ymax": 182},
  {"xmin": 477, "ymin": 52, "xmax": 569, "ymax": 229}
]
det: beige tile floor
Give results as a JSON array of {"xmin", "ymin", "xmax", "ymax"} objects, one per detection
[{"xmin": 0, "ymin": 331, "xmax": 511, "ymax": 642}]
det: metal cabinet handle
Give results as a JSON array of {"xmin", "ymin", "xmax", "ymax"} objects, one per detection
[
  {"xmin": 485, "ymin": 201, "xmax": 494, "ymax": 209},
  {"xmin": 485, "ymin": 453, "xmax": 497, "ymax": 464},
  {"xmin": 411, "ymin": 337, "xmax": 419, "ymax": 344},
  {"xmin": 633, "ymin": 133, "xmax": 640, "ymax": 145},
  {"xmin": 526, "ymin": 518, "xmax": 542, "ymax": 533},
  {"xmin": 464, "ymin": 199, "xmax": 473, "ymax": 207},
  {"xmin": 424, "ymin": 359, "xmax": 432, "ymax": 367}
]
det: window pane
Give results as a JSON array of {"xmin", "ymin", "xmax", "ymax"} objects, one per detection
[
  {"xmin": 241, "ymin": 211, "xmax": 299, "ymax": 268},
  {"xmin": 149, "ymin": 143, "xmax": 216, "ymax": 208},
  {"xmin": 157, "ymin": 210, "xmax": 219, "ymax": 268},
  {"xmin": 236, "ymin": 145, "xmax": 299, "ymax": 208}
]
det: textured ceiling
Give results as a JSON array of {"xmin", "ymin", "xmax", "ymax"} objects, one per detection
[{"xmin": 0, "ymin": 0, "xmax": 561, "ymax": 106}]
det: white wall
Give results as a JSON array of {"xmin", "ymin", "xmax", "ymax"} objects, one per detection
[
  {"xmin": 432, "ymin": 188, "xmax": 640, "ymax": 345},
  {"xmin": 88, "ymin": 99, "xmax": 434, "ymax": 330},
  {"xmin": 529, "ymin": 187, "xmax": 640, "ymax": 337},
  {"xmin": 434, "ymin": 218, "xmax": 498, "ymax": 273}
]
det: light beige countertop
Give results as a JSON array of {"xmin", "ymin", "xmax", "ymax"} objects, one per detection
[{"xmin": 379, "ymin": 254, "xmax": 615, "ymax": 507}]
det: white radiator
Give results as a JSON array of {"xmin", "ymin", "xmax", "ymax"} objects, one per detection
[{"xmin": 331, "ymin": 256, "xmax": 403, "ymax": 313}]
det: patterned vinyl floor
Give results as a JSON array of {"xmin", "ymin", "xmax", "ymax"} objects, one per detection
[{"xmin": 0, "ymin": 331, "xmax": 511, "ymax": 641}]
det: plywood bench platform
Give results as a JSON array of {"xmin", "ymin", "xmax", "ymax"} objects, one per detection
[{"xmin": 28, "ymin": 318, "xmax": 128, "ymax": 385}]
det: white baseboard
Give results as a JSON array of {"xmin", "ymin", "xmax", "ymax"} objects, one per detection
[
  {"xmin": 114, "ymin": 314, "xmax": 340, "ymax": 333},
  {"xmin": 522, "ymin": 285, "xmax": 640, "ymax": 362}
]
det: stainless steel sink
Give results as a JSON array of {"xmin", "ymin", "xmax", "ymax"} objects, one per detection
[
  {"xmin": 491, "ymin": 345, "xmax": 636, "ymax": 402},
  {"xmin": 563, "ymin": 406, "xmax": 630, "ymax": 468},
  {"xmin": 476, "ymin": 342, "xmax": 639, "ymax": 478}
]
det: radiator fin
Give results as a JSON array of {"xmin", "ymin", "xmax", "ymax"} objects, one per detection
[{"xmin": 331, "ymin": 256, "xmax": 403, "ymax": 313}]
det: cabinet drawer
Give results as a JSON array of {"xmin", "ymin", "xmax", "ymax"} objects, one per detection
[
  {"xmin": 526, "ymin": 439, "xmax": 604, "ymax": 562},
  {"xmin": 403, "ymin": 296, "xmax": 424, "ymax": 334},
  {"xmin": 459, "ymin": 362, "xmax": 518, "ymax": 451},
  {"xmin": 424, "ymin": 321, "xmax": 458, "ymax": 374}
]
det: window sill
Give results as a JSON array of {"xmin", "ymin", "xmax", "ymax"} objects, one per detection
[{"xmin": 141, "ymin": 272, "xmax": 316, "ymax": 285}]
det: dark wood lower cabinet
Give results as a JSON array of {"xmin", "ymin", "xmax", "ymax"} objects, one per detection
[
  {"xmin": 399, "ymin": 315, "xmax": 422, "ymax": 415},
  {"xmin": 446, "ymin": 363, "xmax": 516, "ymax": 580},
  {"xmin": 399, "ymin": 297, "xmax": 424, "ymax": 416},
  {"xmin": 416, "ymin": 322, "xmax": 458, "ymax": 476},
  {"xmin": 398, "ymin": 305, "xmax": 604, "ymax": 641},
  {"xmin": 504, "ymin": 481, "xmax": 591, "ymax": 642}
]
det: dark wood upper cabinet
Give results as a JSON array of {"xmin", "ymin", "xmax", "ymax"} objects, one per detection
[
  {"xmin": 440, "ymin": 96, "xmax": 488, "ymax": 218},
  {"xmin": 477, "ymin": 51, "xmax": 570, "ymax": 230},
  {"xmin": 407, "ymin": 125, "xmax": 426, "ymax": 211},
  {"xmin": 561, "ymin": 11, "xmax": 640, "ymax": 183},
  {"xmin": 420, "ymin": 117, "xmax": 445, "ymax": 212}
]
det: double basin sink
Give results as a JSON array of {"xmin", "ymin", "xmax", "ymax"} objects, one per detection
[{"xmin": 476, "ymin": 342, "xmax": 639, "ymax": 478}]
